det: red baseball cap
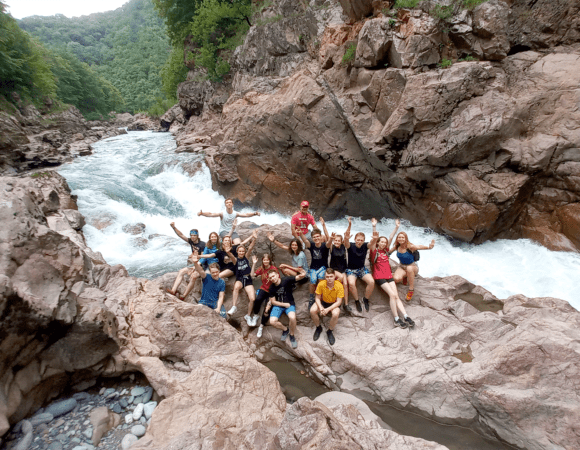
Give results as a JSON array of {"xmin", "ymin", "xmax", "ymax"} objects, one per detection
[{"xmin": 301, "ymin": 200, "xmax": 309, "ymax": 207}]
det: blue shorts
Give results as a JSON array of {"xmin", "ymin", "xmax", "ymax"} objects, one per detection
[
  {"xmin": 308, "ymin": 267, "xmax": 326, "ymax": 284},
  {"xmin": 271, "ymin": 304, "xmax": 296, "ymax": 319},
  {"xmin": 200, "ymin": 300, "xmax": 227, "ymax": 318},
  {"xmin": 346, "ymin": 267, "xmax": 370, "ymax": 278}
]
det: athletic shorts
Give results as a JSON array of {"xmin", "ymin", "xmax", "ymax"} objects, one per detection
[
  {"xmin": 236, "ymin": 274, "xmax": 253, "ymax": 288},
  {"xmin": 376, "ymin": 278, "xmax": 394, "ymax": 286},
  {"xmin": 219, "ymin": 230, "xmax": 240, "ymax": 240},
  {"xmin": 346, "ymin": 267, "xmax": 370, "ymax": 278},
  {"xmin": 270, "ymin": 304, "xmax": 296, "ymax": 319},
  {"xmin": 308, "ymin": 267, "xmax": 326, "ymax": 284},
  {"xmin": 399, "ymin": 263, "xmax": 418, "ymax": 271}
]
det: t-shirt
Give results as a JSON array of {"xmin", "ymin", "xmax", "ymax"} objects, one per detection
[
  {"xmin": 269, "ymin": 276, "xmax": 298, "ymax": 306},
  {"xmin": 202, "ymin": 245, "xmax": 219, "ymax": 265},
  {"xmin": 329, "ymin": 245, "xmax": 347, "ymax": 273},
  {"xmin": 315, "ymin": 280, "xmax": 344, "ymax": 304},
  {"xmin": 291, "ymin": 212, "xmax": 316, "ymax": 235},
  {"xmin": 292, "ymin": 251, "xmax": 308, "ymax": 272},
  {"xmin": 347, "ymin": 242, "xmax": 368, "ymax": 270},
  {"xmin": 188, "ymin": 238, "xmax": 205, "ymax": 254},
  {"xmin": 255, "ymin": 265, "xmax": 278, "ymax": 292},
  {"xmin": 216, "ymin": 245, "xmax": 238, "ymax": 271},
  {"xmin": 370, "ymin": 249, "xmax": 393, "ymax": 280},
  {"xmin": 219, "ymin": 209, "xmax": 237, "ymax": 234},
  {"xmin": 235, "ymin": 256, "xmax": 251, "ymax": 278},
  {"xmin": 307, "ymin": 241, "xmax": 329, "ymax": 271},
  {"xmin": 199, "ymin": 275, "xmax": 226, "ymax": 309}
]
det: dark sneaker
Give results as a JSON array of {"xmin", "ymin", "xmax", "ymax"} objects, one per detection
[
  {"xmin": 281, "ymin": 329, "xmax": 290, "ymax": 341},
  {"xmin": 405, "ymin": 316, "xmax": 415, "ymax": 328},
  {"xmin": 327, "ymin": 329, "xmax": 336, "ymax": 346},
  {"xmin": 313, "ymin": 326, "xmax": 323, "ymax": 341},
  {"xmin": 394, "ymin": 318, "xmax": 408, "ymax": 329},
  {"xmin": 355, "ymin": 300, "xmax": 362, "ymax": 312},
  {"xmin": 343, "ymin": 304, "xmax": 352, "ymax": 314},
  {"xmin": 289, "ymin": 334, "xmax": 298, "ymax": 349},
  {"xmin": 363, "ymin": 298, "xmax": 370, "ymax": 312}
]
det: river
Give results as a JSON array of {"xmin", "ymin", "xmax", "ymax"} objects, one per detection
[{"xmin": 57, "ymin": 130, "xmax": 580, "ymax": 309}]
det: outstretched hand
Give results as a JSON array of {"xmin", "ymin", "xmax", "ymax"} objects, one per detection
[
  {"xmin": 170, "ymin": 221, "xmax": 175, "ymax": 227},
  {"xmin": 252, "ymin": 255, "xmax": 258, "ymax": 264},
  {"xmin": 371, "ymin": 218, "xmax": 378, "ymax": 226},
  {"xmin": 395, "ymin": 218, "xmax": 400, "ymax": 227},
  {"xmin": 223, "ymin": 242, "xmax": 232, "ymax": 252},
  {"xmin": 319, "ymin": 217, "xmax": 325, "ymax": 224},
  {"xmin": 267, "ymin": 233, "xmax": 275, "ymax": 242},
  {"xmin": 252, "ymin": 229, "xmax": 259, "ymax": 238},
  {"xmin": 198, "ymin": 210, "xmax": 203, "ymax": 216},
  {"xmin": 189, "ymin": 253, "xmax": 199, "ymax": 263},
  {"xmin": 429, "ymin": 239, "xmax": 435, "ymax": 249}
]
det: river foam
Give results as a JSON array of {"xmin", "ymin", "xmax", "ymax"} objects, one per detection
[{"xmin": 58, "ymin": 131, "xmax": 580, "ymax": 308}]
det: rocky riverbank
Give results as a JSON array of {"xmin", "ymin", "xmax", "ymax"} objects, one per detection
[
  {"xmin": 164, "ymin": 0, "xmax": 580, "ymax": 253},
  {"xmin": 2, "ymin": 170, "xmax": 579, "ymax": 449}
]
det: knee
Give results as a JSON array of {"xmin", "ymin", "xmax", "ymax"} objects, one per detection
[
  {"xmin": 269, "ymin": 317, "xmax": 278, "ymax": 325},
  {"xmin": 332, "ymin": 309, "xmax": 340, "ymax": 318}
]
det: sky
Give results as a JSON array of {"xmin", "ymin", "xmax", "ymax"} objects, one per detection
[{"xmin": 4, "ymin": 0, "xmax": 130, "ymax": 20}]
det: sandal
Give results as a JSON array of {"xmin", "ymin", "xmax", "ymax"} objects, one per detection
[{"xmin": 406, "ymin": 290, "xmax": 414, "ymax": 301}]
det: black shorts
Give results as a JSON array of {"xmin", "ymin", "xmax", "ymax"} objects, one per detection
[
  {"xmin": 376, "ymin": 278, "xmax": 394, "ymax": 286},
  {"xmin": 310, "ymin": 299, "xmax": 336, "ymax": 309},
  {"xmin": 236, "ymin": 274, "xmax": 253, "ymax": 288}
]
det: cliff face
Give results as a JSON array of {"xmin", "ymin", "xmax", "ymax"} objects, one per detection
[{"xmin": 171, "ymin": 0, "xmax": 580, "ymax": 252}]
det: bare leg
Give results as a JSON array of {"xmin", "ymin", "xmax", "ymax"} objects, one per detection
[
  {"xmin": 380, "ymin": 282, "xmax": 407, "ymax": 318},
  {"xmin": 310, "ymin": 303, "xmax": 321, "ymax": 327},
  {"xmin": 393, "ymin": 267, "xmax": 406, "ymax": 284},
  {"xmin": 348, "ymin": 275, "xmax": 358, "ymax": 301},
  {"xmin": 288, "ymin": 311, "xmax": 297, "ymax": 335},
  {"xmin": 232, "ymin": 280, "xmax": 242, "ymax": 307},
  {"xmin": 279, "ymin": 264, "xmax": 299, "ymax": 277},
  {"xmin": 362, "ymin": 274, "xmax": 375, "ymax": 299},
  {"xmin": 336, "ymin": 272, "xmax": 348, "ymax": 305},
  {"xmin": 269, "ymin": 316, "xmax": 287, "ymax": 331},
  {"xmin": 407, "ymin": 265, "xmax": 419, "ymax": 291},
  {"xmin": 219, "ymin": 269, "xmax": 234, "ymax": 279},
  {"xmin": 245, "ymin": 285, "xmax": 256, "ymax": 316},
  {"xmin": 328, "ymin": 308, "xmax": 340, "ymax": 330},
  {"xmin": 170, "ymin": 267, "xmax": 189, "ymax": 294},
  {"xmin": 182, "ymin": 271, "xmax": 200, "ymax": 300}
]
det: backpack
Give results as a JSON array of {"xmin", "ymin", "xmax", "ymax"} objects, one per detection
[{"xmin": 413, "ymin": 250, "xmax": 420, "ymax": 262}]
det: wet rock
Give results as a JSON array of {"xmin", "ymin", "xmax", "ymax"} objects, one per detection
[{"xmin": 122, "ymin": 223, "xmax": 146, "ymax": 235}]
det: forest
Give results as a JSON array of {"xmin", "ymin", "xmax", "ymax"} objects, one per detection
[{"xmin": 1, "ymin": 0, "xmax": 255, "ymax": 119}]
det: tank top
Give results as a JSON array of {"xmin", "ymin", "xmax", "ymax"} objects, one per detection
[
  {"xmin": 397, "ymin": 249, "xmax": 415, "ymax": 265},
  {"xmin": 219, "ymin": 209, "xmax": 237, "ymax": 234},
  {"xmin": 329, "ymin": 245, "xmax": 347, "ymax": 273}
]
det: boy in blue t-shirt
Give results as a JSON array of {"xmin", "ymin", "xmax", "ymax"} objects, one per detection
[{"xmin": 190, "ymin": 254, "xmax": 227, "ymax": 318}]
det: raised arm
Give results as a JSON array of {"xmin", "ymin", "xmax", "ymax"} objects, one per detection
[
  {"xmin": 191, "ymin": 254, "xmax": 207, "ymax": 279},
  {"xmin": 344, "ymin": 217, "xmax": 352, "ymax": 249},
  {"xmin": 268, "ymin": 232, "xmax": 289, "ymax": 251},
  {"xmin": 298, "ymin": 227, "xmax": 310, "ymax": 248},
  {"xmin": 387, "ymin": 218, "xmax": 401, "ymax": 248},
  {"xmin": 228, "ymin": 217, "xmax": 238, "ymax": 237},
  {"xmin": 326, "ymin": 232, "xmax": 335, "ymax": 248},
  {"xmin": 239, "ymin": 228, "xmax": 257, "ymax": 247},
  {"xmin": 170, "ymin": 222, "xmax": 189, "ymax": 242},
  {"xmin": 246, "ymin": 230, "xmax": 258, "ymax": 255},
  {"xmin": 236, "ymin": 210, "xmax": 261, "ymax": 218},
  {"xmin": 368, "ymin": 218, "xmax": 379, "ymax": 252},
  {"xmin": 294, "ymin": 270, "xmax": 307, "ymax": 281},
  {"xmin": 319, "ymin": 217, "xmax": 330, "ymax": 241},
  {"xmin": 251, "ymin": 254, "xmax": 259, "ymax": 277},
  {"xmin": 198, "ymin": 210, "xmax": 222, "ymax": 218},
  {"xmin": 411, "ymin": 239, "xmax": 436, "ymax": 251},
  {"xmin": 224, "ymin": 243, "xmax": 237, "ymax": 265}
]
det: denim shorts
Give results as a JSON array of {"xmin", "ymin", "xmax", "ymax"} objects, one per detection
[
  {"xmin": 346, "ymin": 267, "xmax": 370, "ymax": 278},
  {"xmin": 271, "ymin": 304, "xmax": 296, "ymax": 318},
  {"xmin": 308, "ymin": 267, "xmax": 326, "ymax": 284}
]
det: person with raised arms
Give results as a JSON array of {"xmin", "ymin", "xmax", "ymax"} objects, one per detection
[
  {"xmin": 311, "ymin": 268, "xmax": 344, "ymax": 346},
  {"xmin": 368, "ymin": 218, "xmax": 415, "ymax": 329},
  {"xmin": 344, "ymin": 217, "xmax": 376, "ymax": 313},
  {"xmin": 167, "ymin": 223, "xmax": 206, "ymax": 299},
  {"xmin": 178, "ymin": 231, "xmax": 220, "ymax": 301},
  {"xmin": 297, "ymin": 218, "xmax": 330, "ymax": 309},
  {"xmin": 391, "ymin": 232, "xmax": 435, "ymax": 301},
  {"xmin": 268, "ymin": 231, "xmax": 309, "ymax": 277},
  {"xmin": 224, "ymin": 230, "xmax": 258, "ymax": 318},
  {"xmin": 251, "ymin": 253, "xmax": 284, "ymax": 338},
  {"xmin": 267, "ymin": 269, "xmax": 307, "ymax": 349},
  {"xmin": 213, "ymin": 219, "xmax": 255, "ymax": 279},
  {"xmin": 291, "ymin": 200, "xmax": 317, "ymax": 239},
  {"xmin": 198, "ymin": 197, "xmax": 260, "ymax": 245},
  {"xmin": 189, "ymin": 253, "xmax": 226, "ymax": 318},
  {"xmin": 326, "ymin": 231, "xmax": 351, "ymax": 313}
]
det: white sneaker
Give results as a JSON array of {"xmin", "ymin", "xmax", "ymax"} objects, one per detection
[
  {"xmin": 244, "ymin": 314, "xmax": 252, "ymax": 326},
  {"xmin": 227, "ymin": 305, "xmax": 237, "ymax": 315},
  {"xmin": 251, "ymin": 315, "xmax": 260, "ymax": 327},
  {"xmin": 257, "ymin": 326, "xmax": 263, "ymax": 338}
]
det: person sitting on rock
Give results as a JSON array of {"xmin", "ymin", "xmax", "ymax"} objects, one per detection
[
  {"xmin": 198, "ymin": 197, "xmax": 260, "ymax": 245},
  {"xmin": 167, "ymin": 223, "xmax": 206, "ymax": 299},
  {"xmin": 327, "ymin": 231, "xmax": 351, "ymax": 314},
  {"xmin": 291, "ymin": 200, "xmax": 317, "ymax": 239},
  {"xmin": 214, "ymin": 221, "xmax": 256, "ymax": 280},
  {"xmin": 251, "ymin": 253, "xmax": 282, "ymax": 338},
  {"xmin": 189, "ymin": 254, "xmax": 226, "ymax": 318},
  {"xmin": 368, "ymin": 218, "xmax": 415, "ymax": 329},
  {"xmin": 267, "ymin": 269, "xmax": 307, "ymax": 349},
  {"xmin": 297, "ymin": 218, "xmax": 330, "ymax": 309},
  {"xmin": 268, "ymin": 231, "xmax": 309, "ymax": 278},
  {"xmin": 179, "ymin": 231, "xmax": 221, "ymax": 301},
  {"xmin": 344, "ymin": 217, "xmax": 376, "ymax": 313},
  {"xmin": 224, "ymin": 230, "xmax": 258, "ymax": 318},
  {"xmin": 311, "ymin": 268, "xmax": 344, "ymax": 346},
  {"xmin": 390, "ymin": 231, "xmax": 435, "ymax": 301}
]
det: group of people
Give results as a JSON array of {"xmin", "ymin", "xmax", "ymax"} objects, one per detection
[{"xmin": 167, "ymin": 199, "xmax": 435, "ymax": 348}]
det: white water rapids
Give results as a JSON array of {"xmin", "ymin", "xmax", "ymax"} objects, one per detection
[{"xmin": 58, "ymin": 131, "xmax": 580, "ymax": 309}]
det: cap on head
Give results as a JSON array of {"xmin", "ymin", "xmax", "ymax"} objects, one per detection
[
  {"xmin": 301, "ymin": 200, "xmax": 309, "ymax": 208},
  {"xmin": 190, "ymin": 229, "xmax": 199, "ymax": 236}
]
